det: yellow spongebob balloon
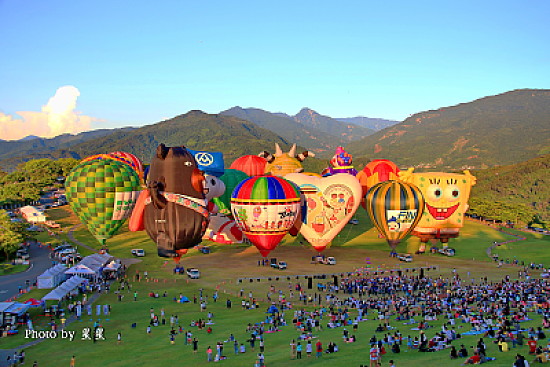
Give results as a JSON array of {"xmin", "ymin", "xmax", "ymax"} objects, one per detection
[{"xmin": 398, "ymin": 168, "xmax": 476, "ymax": 246}]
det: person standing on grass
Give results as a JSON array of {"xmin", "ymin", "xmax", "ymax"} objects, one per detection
[
  {"xmin": 206, "ymin": 346, "xmax": 213, "ymax": 362},
  {"xmin": 193, "ymin": 338, "xmax": 199, "ymax": 354},
  {"xmin": 306, "ymin": 340, "xmax": 312, "ymax": 357},
  {"xmin": 70, "ymin": 355, "xmax": 76, "ymax": 367},
  {"xmin": 296, "ymin": 342, "xmax": 302, "ymax": 359},
  {"xmin": 290, "ymin": 339, "xmax": 297, "ymax": 359},
  {"xmin": 370, "ymin": 344, "xmax": 380, "ymax": 367},
  {"xmin": 316, "ymin": 340, "xmax": 323, "ymax": 357}
]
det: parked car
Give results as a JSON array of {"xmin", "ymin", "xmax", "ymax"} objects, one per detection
[
  {"xmin": 198, "ymin": 246, "xmax": 210, "ymax": 254},
  {"xmin": 186, "ymin": 268, "xmax": 200, "ymax": 279},
  {"xmin": 397, "ymin": 253, "xmax": 413, "ymax": 262},
  {"xmin": 438, "ymin": 248, "xmax": 455, "ymax": 257},
  {"xmin": 16, "ymin": 249, "xmax": 30, "ymax": 260},
  {"xmin": 277, "ymin": 261, "xmax": 287, "ymax": 270},
  {"xmin": 348, "ymin": 219, "xmax": 359, "ymax": 225},
  {"xmin": 60, "ymin": 253, "xmax": 82, "ymax": 262},
  {"xmin": 56, "ymin": 247, "xmax": 77, "ymax": 256},
  {"xmin": 53, "ymin": 244, "xmax": 74, "ymax": 252},
  {"xmin": 325, "ymin": 257, "xmax": 336, "ymax": 265},
  {"xmin": 131, "ymin": 249, "xmax": 146, "ymax": 257}
]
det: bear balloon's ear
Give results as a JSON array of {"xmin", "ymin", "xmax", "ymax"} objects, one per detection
[{"xmin": 156, "ymin": 144, "xmax": 168, "ymax": 159}]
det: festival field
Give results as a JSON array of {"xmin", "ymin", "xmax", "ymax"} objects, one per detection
[{"xmin": 5, "ymin": 207, "xmax": 550, "ymax": 367}]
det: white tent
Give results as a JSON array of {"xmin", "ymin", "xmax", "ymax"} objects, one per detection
[
  {"xmin": 42, "ymin": 276, "xmax": 87, "ymax": 301},
  {"xmin": 37, "ymin": 264, "xmax": 68, "ymax": 289},
  {"xmin": 103, "ymin": 261, "xmax": 121, "ymax": 272},
  {"xmin": 19, "ymin": 206, "xmax": 46, "ymax": 223},
  {"xmin": 65, "ymin": 264, "xmax": 98, "ymax": 279}
]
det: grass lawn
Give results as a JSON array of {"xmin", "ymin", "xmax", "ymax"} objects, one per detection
[
  {"xmin": 0, "ymin": 263, "xmax": 29, "ymax": 275},
  {"xmin": 4, "ymin": 206, "xmax": 547, "ymax": 367}
]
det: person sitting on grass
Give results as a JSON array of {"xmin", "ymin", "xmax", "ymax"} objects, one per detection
[{"xmin": 462, "ymin": 351, "xmax": 481, "ymax": 365}]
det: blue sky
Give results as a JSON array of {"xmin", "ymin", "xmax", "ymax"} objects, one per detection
[{"xmin": 0, "ymin": 0, "xmax": 548, "ymax": 138}]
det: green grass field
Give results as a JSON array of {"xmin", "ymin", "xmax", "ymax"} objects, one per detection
[{"xmin": 3, "ymin": 207, "xmax": 549, "ymax": 367}]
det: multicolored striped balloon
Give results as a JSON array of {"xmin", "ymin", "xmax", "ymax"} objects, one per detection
[
  {"xmin": 109, "ymin": 151, "xmax": 145, "ymax": 182},
  {"xmin": 365, "ymin": 180, "xmax": 425, "ymax": 252},
  {"xmin": 65, "ymin": 158, "xmax": 141, "ymax": 246},
  {"xmin": 230, "ymin": 175, "xmax": 301, "ymax": 257}
]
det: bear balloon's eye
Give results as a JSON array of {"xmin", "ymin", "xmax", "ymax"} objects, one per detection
[{"xmin": 184, "ymin": 161, "xmax": 192, "ymax": 166}]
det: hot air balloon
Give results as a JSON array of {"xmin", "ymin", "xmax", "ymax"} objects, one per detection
[
  {"xmin": 80, "ymin": 151, "xmax": 145, "ymax": 183},
  {"xmin": 230, "ymin": 175, "xmax": 301, "ymax": 257},
  {"xmin": 398, "ymin": 168, "xmax": 476, "ymax": 249},
  {"xmin": 357, "ymin": 159, "xmax": 400, "ymax": 209},
  {"xmin": 365, "ymin": 180, "xmax": 425, "ymax": 255},
  {"xmin": 321, "ymin": 147, "xmax": 358, "ymax": 177},
  {"xmin": 65, "ymin": 158, "xmax": 141, "ymax": 246},
  {"xmin": 285, "ymin": 173, "xmax": 362, "ymax": 253},
  {"xmin": 229, "ymin": 155, "xmax": 267, "ymax": 176},
  {"xmin": 203, "ymin": 213, "xmax": 244, "ymax": 244},
  {"xmin": 211, "ymin": 169, "xmax": 249, "ymax": 216},
  {"xmin": 204, "ymin": 174, "xmax": 226, "ymax": 214},
  {"xmin": 259, "ymin": 143, "xmax": 315, "ymax": 176},
  {"xmin": 109, "ymin": 151, "xmax": 145, "ymax": 183},
  {"xmin": 129, "ymin": 144, "xmax": 209, "ymax": 258}
]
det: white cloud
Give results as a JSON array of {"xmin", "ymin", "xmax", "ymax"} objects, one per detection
[{"xmin": 0, "ymin": 86, "xmax": 96, "ymax": 140}]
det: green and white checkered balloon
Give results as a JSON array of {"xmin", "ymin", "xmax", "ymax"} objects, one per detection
[{"xmin": 65, "ymin": 158, "xmax": 141, "ymax": 245}]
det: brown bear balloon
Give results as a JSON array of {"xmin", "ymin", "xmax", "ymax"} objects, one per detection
[{"xmin": 131, "ymin": 144, "xmax": 209, "ymax": 258}]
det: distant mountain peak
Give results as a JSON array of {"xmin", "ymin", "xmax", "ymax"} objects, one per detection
[{"xmin": 19, "ymin": 135, "xmax": 41, "ymax": 141}]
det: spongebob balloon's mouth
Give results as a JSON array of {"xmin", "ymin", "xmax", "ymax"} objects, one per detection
[{"xmin": 426, "ymin": 203, "xmax": 459, "ymax": 220}]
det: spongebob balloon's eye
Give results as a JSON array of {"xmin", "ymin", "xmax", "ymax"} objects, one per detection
[
  {"xmin": 427, "ymin": 184, "xmax": 443, "ymax": 201},
  {"xmin": 445, "ymin": 185, "xmax": 461, "ymax": 201}
]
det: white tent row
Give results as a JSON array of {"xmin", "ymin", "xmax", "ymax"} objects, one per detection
[
  {"xmin": 37, "ymin": 264, "xmax": 68, "ymax": 289},
  {"xmin": 63, "ymin": 253, "xmax": 114, "ymax": 279},
  {"xmin": 41, "ymin": 276, "xmax": 88, "ymax": 301}
]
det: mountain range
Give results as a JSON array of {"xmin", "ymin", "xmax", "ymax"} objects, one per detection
[
  {"xmin": 469, "ymin": 153, "xmax": 550, "ymax": 223},
  {"xmin": 335, "ymin": 116, "xmax": 398, "ymax": 131},
  {"xmin": 220, "ymin": 107, "xmax": 379, "ymax": 155},
  {"xmin": 0, "ymin": 89, "xmax": 548, "ymax": 173},
  {"xmin": 347, "ymin": 89, "xmax": 550, "ymax": 170}
]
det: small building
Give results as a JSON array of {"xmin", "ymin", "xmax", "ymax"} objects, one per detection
[{"xmin": 19, "ymin": 206, "xmax": 47, "ymax": 223}]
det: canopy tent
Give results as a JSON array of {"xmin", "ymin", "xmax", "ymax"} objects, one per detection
[
  {"xmin": 0, "ymin": 301, "xmax": 31, "ymax": 328},
  {"xmin": 37, "ymin": 264, "xmax": 68, "ymax": 289},
  {"xmin": 4, "ymin": 302, "xmax": 31, "ymax": 315},
  {"xmin": 82, "ymin": 253, "xmax": 113, "ymax": 267},
  {"xmin": 103, "ymin": 261, "xmax": 121, "ymax": 272},
  {"xmin": 42, "ymin": 276, "xmax": 87, "ymax": 301},
  {"xmin": 65, "ymin": 264, "xmax": 98, "ymax": 279},
  {"xmin": 267, "ymin": 305, "xmax": 279, "ymax": 314},
  {"xmin": 24, "ymin": 298, "xmax": 44, "ymax": 307}
]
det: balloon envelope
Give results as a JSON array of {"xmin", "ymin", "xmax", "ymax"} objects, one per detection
[
  {"xmin": 231, "ymin": 175, "xmax": 300, "ymax": 257},
  {"xmin": 109, "ymin": 151, "xmax": 145, "ymax": 183},
  {"xmin": 65, "ymin": 158, "xmax": 141, "ymax": 245},
  {"xmin": 230, "ymin": 155, "xmax": 266, "ymax": 177},
  {"xmin": 365, "ymin": 180, "xmax": 425, "ymax": 251},
  {"xmin": 358, "ymin": 159, "xmax": 400, "ymax": 208},
  {"xmin": 212, "ymin": 169, "xmax": 249, "ymax": 216},
  {"xmin": 144, "ymin": 145, "xmax": 209, "ymax": 258},
  {"xmin": 398, "ymin": 169, "xmax": 476, "ymax": 243},
  {"xmin": 285, "ymin": 173, "xmax": 362, "ymax": 252}
]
